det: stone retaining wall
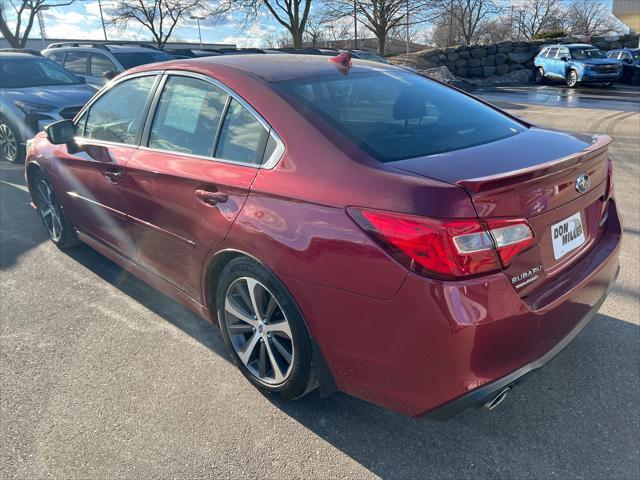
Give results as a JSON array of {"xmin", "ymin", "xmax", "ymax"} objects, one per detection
[{"xmin": 389, "ymin": 34, "xmax": 639, "ymax": 80}]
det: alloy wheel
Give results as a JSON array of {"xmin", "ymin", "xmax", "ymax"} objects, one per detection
[
  {"xmin": 224, "ymin": 277, "xmax": 294, "ymax": 385},
  {"xmin": 567, "ymin": 71, "xmax": 578, "ymax": 87},
  {"xmin": 35, "ymin": 179, "xmax": 63, "ymax": 241},
  {"xmin": 535, "ymin": 68, "xmax": 544, "ymax": 84},
  {"xmin": 0, "ymin": 123, "xmax": 18, "ymax": 162}
]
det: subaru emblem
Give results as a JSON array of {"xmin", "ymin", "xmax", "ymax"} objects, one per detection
[{"xmin": 575, "ymin": 174, "xmax": 590, "ymax": 194}]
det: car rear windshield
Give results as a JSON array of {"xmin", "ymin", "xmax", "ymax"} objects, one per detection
[
  {"xmin": 570, "ymin": 48, "xmax": 606, "ymax": 60},
  {"xmin": 276, "ymin": 71, "xmax": 526, "ymax": 162},
  {"xmin": 0, "ymin": 57, "xmax": 82, "ymax": 88},
  {"xmin": 112, "ymin": 51, "xmax": 174, "ymax": 69}
]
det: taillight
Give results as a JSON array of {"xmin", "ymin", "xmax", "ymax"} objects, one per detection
[
  {"xmin": 348, "ymin": 208, "xmax": 534, "ymax": 280},
  {"xmin": 606, "ymin": 158, "xmax": 614, "ymax": 199}
]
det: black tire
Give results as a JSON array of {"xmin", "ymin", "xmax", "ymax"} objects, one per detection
[
  {"xmin": 566, "ymin": 70, "xmax": 578, "ymax": 88},
  {"xmin": 0, "ymin": 119, "xmax": 24, "ymax": 164},
  {"xmin": 535, "ymin": 67, "xmax": 546, "ymax": 84},
  {"xmin": 216, "ymin": 256, "xmax": 316, "ymax": 400},
  {"xmin": 32, "ymin": 170, "xmax": 80, "ymax": 249}
]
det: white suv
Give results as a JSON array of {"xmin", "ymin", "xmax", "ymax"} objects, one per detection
[{"xmin": 42, "ymin": 42, "xmax": 174, "ymax": 87}]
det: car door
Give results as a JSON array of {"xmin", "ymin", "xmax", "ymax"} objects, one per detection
[
  {"xmin": 124, "ymin": 73, "xmax": 276, "ymax": 299},
  {"xmin": 54, "ymin": 74, "xmax": 159, "ymax": 259},
  {"xmin": 544, "ymin": 48, "xmax": 559, "ymax": 77}
]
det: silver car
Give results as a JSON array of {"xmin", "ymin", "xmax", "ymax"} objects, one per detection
[{"xmin": 0, "ymin": 50, "xmax": 96, "ymax": 163}]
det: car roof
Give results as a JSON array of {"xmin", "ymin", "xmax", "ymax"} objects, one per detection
[
  {"xmin": 0, "ymin": 51, "xmax": 43, "ymax": 59},
  {"xmin": 133, "ymin": 53, "xmax": 401, "ymax": 82}
]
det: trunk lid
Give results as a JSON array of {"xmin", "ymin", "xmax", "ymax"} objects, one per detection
[{"xmin": 391, "ymin": 127, "xmax": 612, "ymax": 294}]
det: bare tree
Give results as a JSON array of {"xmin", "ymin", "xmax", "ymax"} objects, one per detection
[
  {"xmin": 476, "ymin": 15, "xmax": 511, "ymax": 43},
  {"xmin": 303, "ymin": 11, "xmax": 327, "ymax": 46},
  {"xmin": 0, "ymin": 0, "xmax": 77, "ymax": 48},
  {"xmin": 223, "ymin": 0, "xmax": 312, "ymax": 48},
  {"xmin": 442, "ymin": 0, "xmax": 501, "ymax": 46},
  {"xmin": 323, "ymin": 15, "xmax": 352, "ymax": 48},
  {"xmin": 513, "ymin": 0, "xmax": 564, "ymax": 40},
  {"xmin": 566, "ymin": 0, "xmax": 621, "ymax": 36},
  {"xmin": 108, "ymin": 0, "xmax": 216, "ymax": 48},
  {"xmin": 262, "ymin": 29, "xmax": 294, "ymax": 47},
  {"xmin": 327, "ymin": 0, "xmax": 437, "ymax": 55}
]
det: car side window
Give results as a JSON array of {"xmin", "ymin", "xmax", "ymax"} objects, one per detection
[
  {"xmin": 82, "ymin": 75, "xmax": 156, "ymax": 145},
  {"xmin": 148, "ymin": 76, "xmax": 228, "ymax": 157},
  {"xmin": 547, "ymin": 48, "xmax": 558, "ymax": 59},
  {"xmin": 540, "ymin": 48, "xmax": 549, "ymax": 57},
  {"xmin": 64, "ymin": 51, "xmax": 88, "ymax": 75},
  {"xmin": 557, "ymin": 48, "xmax": 569, "ymax": 60},
  {"xmin": 214, "ymin": 98, "xmax": 268, "ymax": 165},
  {"xmin": 47, "ymin": 51, "xmax": 66, "ymax": 64},
  {"xmin": 90, "ymin": 53, "xmax": 117, "ymax": 77}
]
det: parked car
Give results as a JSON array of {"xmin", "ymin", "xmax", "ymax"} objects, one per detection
[
  {"xmin": 0, "ymin": 50, "xmax": 95, "ymax": 163},
  {"xmin": 164, "ymin": 48, "xmax": 223, "ymax": 59},
  {"xmin": 534, "ymin": 44, "xmax": 621, "ymax": 87},
  {"xmin": 42, "ymin": 42, "xmax": 174, "ymax": 87},
  {"xmin": 25, "ymin": 54, "xmax": 620, "ymax": 418},
  {"xmin": 607, "ymin": 48, "xmax": 640, "ymax": 83},
  {"xmin": 348, "ymin": 49, "xmax": 389, "ymax": 64}
]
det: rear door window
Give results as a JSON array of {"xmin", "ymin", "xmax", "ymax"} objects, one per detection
[
  {"xmin": 64, "ymin": 51, "xmax": 89, "ymax": 75},
  {"xmin": 90, "ymin": 53, "xmax": 117, "ymax": 77},
  {"xmin": 547, "ymin": 48, "xmax": 559, "ymax": 59},
  {"xmin": 82, "ymin": 75, "xmax": 156, "ymax": 144},
  {"xmin": 214, "ymin": 98, "xmax": 268, "ymax": 165},
  {"xmin": 47, "ymin": 51, "xmax": 66, "ymax": 64},
  {"xmin": 148, "ymin": 76, "xmax": 228, "ymax": 157}
]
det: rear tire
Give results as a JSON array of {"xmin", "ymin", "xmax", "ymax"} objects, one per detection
[
  {"xmin": 32, "ymin": 170, "xmax": 80, "ymax": 249},
  {"xmin": 0, "ymin": 120, "xmax": 24, "ymax": 164},
  {"xmin": 535, "ymin": 67, "xmax": 546, "ymax": 84},
  {"xmin": 566, "ymin": 70, "xmax": 578, "ymax": 88},
  {"xmin": 216, "ymin": 256, "xmax": 316, "ymax": 400}
]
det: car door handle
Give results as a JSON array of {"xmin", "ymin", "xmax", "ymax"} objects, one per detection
[
  {"xmin": 195, "ymin": 189, "xmax": 228, "ymax": 206},
  {"xmin": 104, "ymin": 170, "xmax": 124, "ymax": 183}
]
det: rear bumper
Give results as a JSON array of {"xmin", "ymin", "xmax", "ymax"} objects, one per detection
[
  {"xmin": 282, "ymin": 199, "xmax": 622, "ymax": 417},
  {"xmin": 424, "ymin": 264, "xmax": 619, "ymax": 420}
]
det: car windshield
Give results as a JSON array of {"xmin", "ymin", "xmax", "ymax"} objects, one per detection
[
  {"xmin": 0, "ymin": 57, "xmax": 82, "ymax": 88},
  {"xmin": 277, "ymin": 71, "xmax": 526, "ymax": 162},
  {"xmin": 112, "ymin": 51, "xmax": 174, "ymax": 69},
  {"xmin": 570, "ymin": 48, "xmax": 606, "ymax": 60}
]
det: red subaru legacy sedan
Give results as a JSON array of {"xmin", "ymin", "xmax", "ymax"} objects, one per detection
[{"xmin": 25, "ymin": 54, "xmax": 621, "ymax": 418}]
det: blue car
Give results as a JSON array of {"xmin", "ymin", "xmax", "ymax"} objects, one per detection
[
  {"xmin": 607, "ymin": 48, "xmax": 640, "ymax": 84},
  {"xmin": 0, "ymin": 50, "xmax": 96, "ymax": 163},
  {"xmin": 534, "ymin": 44, "xmax": 621, "ymax": 88}
]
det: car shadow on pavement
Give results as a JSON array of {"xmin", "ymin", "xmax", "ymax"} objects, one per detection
[
  {"xmin": 0, "ymin": 163, "xmax": 48, "ymax": 270},
  {"xmin": 63, "ymin": 244, "xmax": 232, "ymax": 363},
  {"xmin": 268, "ymin": 314, "xmax": 639, "ymax": 479}
]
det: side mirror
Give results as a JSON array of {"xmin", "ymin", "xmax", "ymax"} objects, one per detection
[
  {"xmin": 45, "ymin": 120, "xmax": 75, "ymax": 145},
  {"xmin": 102, "ymin": 70, "xmax": 117, "ymax": 80},
  {"xmin": 560, "ymin": 56, "xmax": 568, "ymax": 62}
]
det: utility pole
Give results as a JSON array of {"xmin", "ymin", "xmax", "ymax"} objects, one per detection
[
  {"xmin": 37, "ymin": 8, "xmax": 47, "ymax": 49},
  {"xmin": 353, "ymin": 0, "xmax": 358, "ymax": 49},
  {"xmin": 405, "ymin": 0, "xmax": 410, "ymax": 54},
  {"xmin": 448, "ymin": 0, "xmax": 454, "ymax": 47},
  {"xmin": 97, "ymin": 0, "xmax": 108, "ymax": 41}
]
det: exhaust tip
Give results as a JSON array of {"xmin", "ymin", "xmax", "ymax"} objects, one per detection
[{"xmin": 483, "ymin": 387, "xmax": 511, "ymax": 411}]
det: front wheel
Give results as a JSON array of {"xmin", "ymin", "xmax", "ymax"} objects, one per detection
[
  {"xmin": 535, "ymin": 67, "xmax": 546, "ymax": 84},
  {"xmin": 216, "ymin": 257, "xmax": 316, "ymax": 400},
  {"xmin": 33, "ymin": 170, "xmax": 80, "ymax": 249},
  {"xmin": 566, "ymin": 70, "xmax": 578, "ymax": 88},
  {"xmin": 0, "ymin": 120, "xmax": 23, "ymax": 163}
]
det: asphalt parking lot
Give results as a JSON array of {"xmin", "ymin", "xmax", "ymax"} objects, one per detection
[{"xmin": 1, "ymin": 84, "xmax": 639, "ymax": 479}]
